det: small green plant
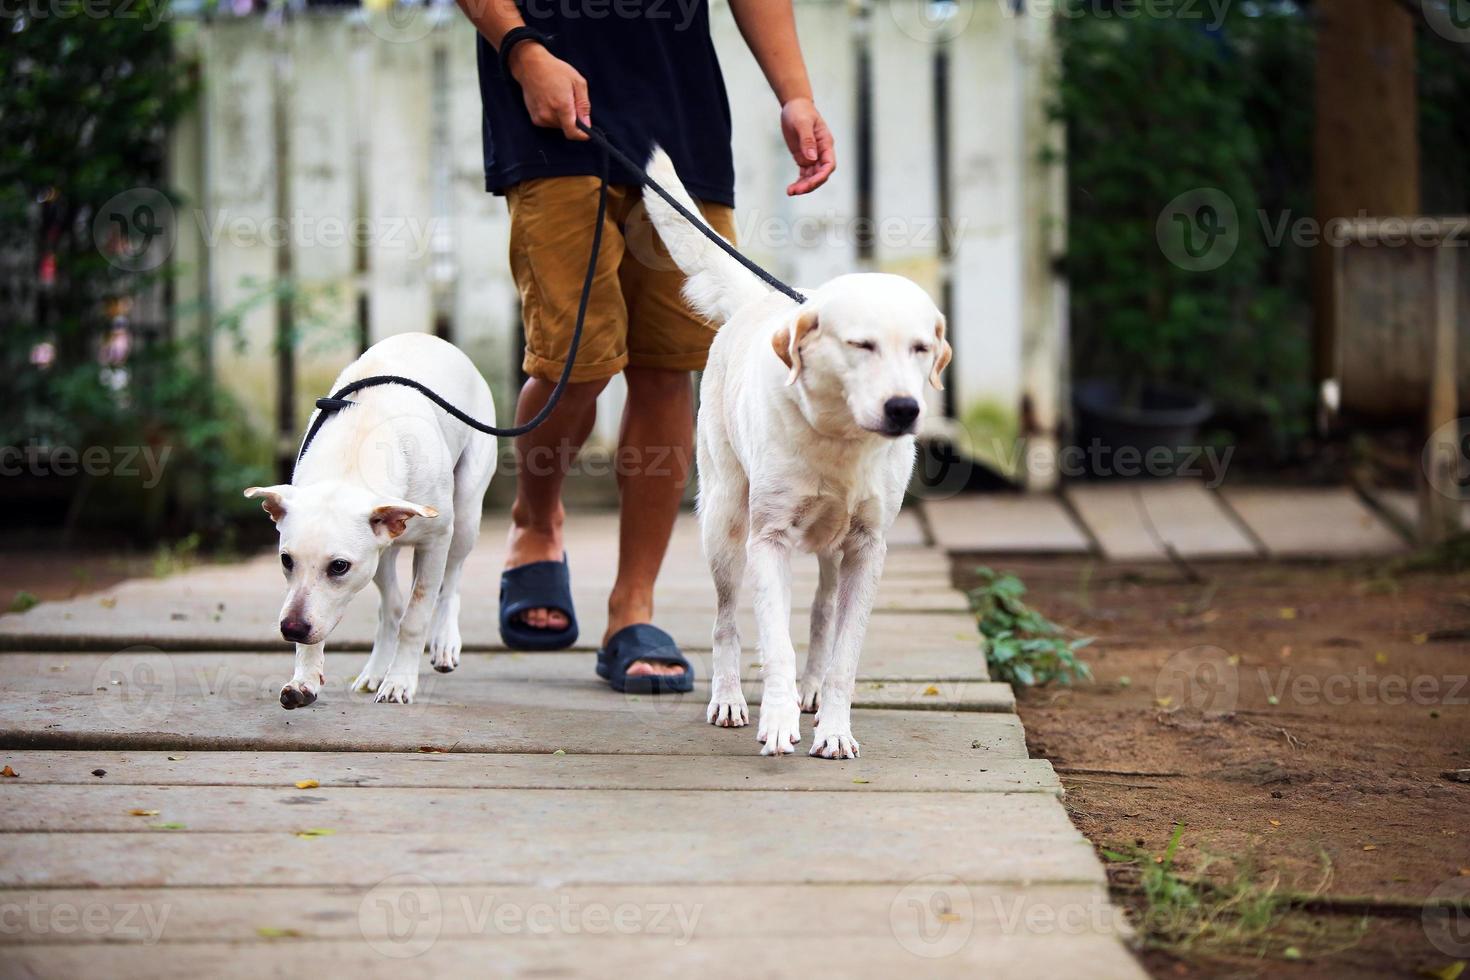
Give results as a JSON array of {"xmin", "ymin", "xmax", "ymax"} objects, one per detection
[
  {"xmin": 8, "ymin": 591, "xmax": 39, "ymax": 614},
  {"xmin": 152, "ymin": 533, "xmax": 202, "ymax": 579},
  {"xmin": 968, "ymin": 567, "xmax": 1092, "ymax": 687},
  {"xmin": 1102, "ymin": 824, "xmax": 1365, "ymax": 960}
]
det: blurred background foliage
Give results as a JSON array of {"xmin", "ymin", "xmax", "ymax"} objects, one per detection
[
  {"xmin": 0, "ymin": 1, "xmax": 270, "ymax": 542},
  {"xmin": 1055, "ymin": 0, "xmax": 1470, "ymax": 457}
]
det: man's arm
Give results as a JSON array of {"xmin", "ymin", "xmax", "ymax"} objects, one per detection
[
  {"xmin": 454, "ymin": 0, "xmax": 590, "ymax": 140},
  {"xmin": 727, "ymin": 0, "xmax": 836, "ymax": 196}
]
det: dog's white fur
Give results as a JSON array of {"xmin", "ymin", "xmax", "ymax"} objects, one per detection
[
  {"xmin": 642, "ymin": 149, "xmax": 951, "ymax": 758},
  {"xmin": 244, "ymin": 332, "xmax": 496, "ymax": 708}
]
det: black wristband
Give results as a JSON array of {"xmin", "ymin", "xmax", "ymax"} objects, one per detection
[{"xmin": 498, "ymin": 26, "xmax": 550, "ymax": 80}]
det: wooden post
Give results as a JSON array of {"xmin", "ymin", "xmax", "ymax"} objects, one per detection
[
  {"xmin": 1312, "ymin": 0, "xmax": 1419, "ymax": 383},
  {"xmin": 1420, "ymin": 239, "xmax": 1462, "ymax": 544}
]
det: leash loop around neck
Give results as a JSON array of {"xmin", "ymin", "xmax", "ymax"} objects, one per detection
[{"xmin": 293, "ymin": 125, "xmax": 803, "ymax": 476}]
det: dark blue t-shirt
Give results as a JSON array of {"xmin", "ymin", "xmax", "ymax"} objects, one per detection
[{"xmin": 477, "ymin": 1, "xmax": 736, "ymax": 207}]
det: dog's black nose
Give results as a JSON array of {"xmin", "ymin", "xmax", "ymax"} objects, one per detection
[
  {"xmin": 280, "ymin": 619, "xmax": 312, "ymax": 643},
  {"xmin": 882, "ymin": 397, "xmax": 921, "ymax": 433}
]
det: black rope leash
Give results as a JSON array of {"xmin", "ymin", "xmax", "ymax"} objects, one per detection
[
  {"xmin": 578, "ymin": 123, "xmax": 808, "ymax": 306},
  {"xmin": 293, "ymin": 123, "xmax": 805, "ymax": 474}
]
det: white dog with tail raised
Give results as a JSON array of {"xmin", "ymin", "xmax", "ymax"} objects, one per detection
[
  {"xmin": 244, "ymin": 332, "xmax": 496, "ymax": 708},
  {"xmin": 641, "ymin": 149, "xmax": 951, "ymax": 758}
]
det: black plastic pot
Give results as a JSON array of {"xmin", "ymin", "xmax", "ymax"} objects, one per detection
[{"xmin": 1070, "ymin": 379, "xmax": 1213, "ymax": 480}]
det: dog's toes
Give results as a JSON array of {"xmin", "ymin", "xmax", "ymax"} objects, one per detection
[
  {"xmin": 706, "ymin": 698, "xmax": 750, "ymax": 728},
  {"xmin": 756, "ymin": 701, "xmax": 801, "ymax": 755},
  {"xmin": 279, "ymin": 682, "xmax": 318, "ymax": 710},
  {"xmin": 809, "ymin": 731, "xmax": 860, "ymax": 760},
  {"xmin": 372, "ymin": 674, "xmax": 417, "ymax": 704},
  {"xmin": 351, "ymin": 671, "xmax": 383, "ymax": 693}
]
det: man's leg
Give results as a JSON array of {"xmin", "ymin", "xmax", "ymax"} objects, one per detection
[
  {"xmin": 606, "ymin": 365, "xmax": 694, "ymax": 677},
  {"xmin": 505, "ymin": 375, "xmax": 609, "ymax": 630}
]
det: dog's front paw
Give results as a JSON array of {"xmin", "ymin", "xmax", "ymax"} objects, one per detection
[
  {"xmin": 373, "ymin": 671, "xmax": 417, "ymax": 704},
  {"xmin": 279, "ymin": 679, "xmax": 320, "ymax": 710},
  {"xmin": 756, "ymin": 699, "xmax": 801, "ymax": 756},
  {"xmin": 810, "ymin": 720, "xmax": 860, "ymax": 760},
  {"xmin": 706, "ymin": 683, "xmax": 749, "ymax": 728},
  {"xmin": 428, "ymin": 624, "xmax": 461, "ymax": 674}
]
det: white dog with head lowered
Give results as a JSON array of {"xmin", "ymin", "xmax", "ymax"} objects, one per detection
[
  {"xmin": 244, "ymin": 332, "xmax": 497, "ymax": 709},
  {"xmin": 642, "ymin": 150, "xmax": 951, "ymax": 759}
]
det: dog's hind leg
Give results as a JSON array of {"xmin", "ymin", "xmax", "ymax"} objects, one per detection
[
  {"xmin": 352, "ymin": 549, "xmax": 404, "ymax": 693},
  {"xmin": 701, "ymin": 481, "xmax": 749, "ymax": 728},
  {"xmin": 798, "ymin": 550, "xmax": 840, "ymax": 714},
  {"xmin": 429, "ymin": 440, "xmax": 494, "ymax": 674}
]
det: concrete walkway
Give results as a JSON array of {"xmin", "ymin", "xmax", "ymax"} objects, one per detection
[{"xmin": 0, "ymin": 511, "xmax": 1142, "ymax": 977}]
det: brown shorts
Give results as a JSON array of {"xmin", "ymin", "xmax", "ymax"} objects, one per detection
[{"xmin": 506, "ymin": 176, "xmax": 736, "ymax": 383}]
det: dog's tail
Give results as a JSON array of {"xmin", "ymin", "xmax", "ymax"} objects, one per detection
[{"xmin": 642, "ymin": 146, "xmax": 766, "ymax": 323}]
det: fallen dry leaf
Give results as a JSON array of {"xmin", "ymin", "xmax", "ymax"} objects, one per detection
[
  {"xmin": 295, "ymin": 828, "xmax": 336, "ymax": 839},
  {"xmin": 256, "ymin": 926, "xmax": 304, "ymax": 938},
  {"xmin": 294, "ymin": 779, "xmax": 319, "ymax": 790},
  {"xmin": 100, "ymin": 597, "xmax": 117, "ymax": 609},
  {"xmin": 129, "ymin": 809, "xmax": 160, "ymax": 817},
  {"xmin": 1269, "ymin": 819, "xmax": 1281, "ymax": 827},
  {"xmin": 1375, "ymin": 651, "xmax": 1389, "ymax": 665},
  {"xmin": 921, "ymin": 685, "xmax": 940, "ymax": 697},
  {"xmin": 852, "ymin": 778, "xmax": 870, "ymax": 785},
  {"xmin": 150, "ymin": 822, "xmax": 186, "ymax": 831},
  {"xmin": 1363, "ymin": 844, "xmax": 1377, "ymax": 851},
  {"xmin": 1278, "ymin": 607, "xmax": 1297, "ymax": 620},
  {"xmin": 0, "ymin": 766, "xmax": 15, "ymax": 778}
]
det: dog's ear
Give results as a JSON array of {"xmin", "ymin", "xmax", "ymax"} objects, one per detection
[
  {"xmin": 244, "ymin": 485, "xmax": 293, "ymax": 523},
  {"xmin": 369, "ymin": 499, "xmax": 439, "ymax": 540},
  {"xmin": 771, "ymin": 308, "xmax": 820, "ymax": 385},
  {"xmin": 928, "ymin": 315, "xmax": 953, "ymax": 391}
]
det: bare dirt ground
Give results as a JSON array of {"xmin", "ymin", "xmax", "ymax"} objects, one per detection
[
  {"xmin": 954, "ymin": 554, "xmax": 1470, "ymax": 979},
  {"xmin": 0, "ymin": 549, "xmax": 160, "ymax": 609}
]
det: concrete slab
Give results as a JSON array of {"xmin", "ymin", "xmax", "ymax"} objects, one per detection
[
  {"xmin": 0, "ymin": 829, "xmax": 1105, "ymax": 889},
  {"xmin": 1064, "ymin": 482, "xmax": 1259, "ymax": 561},
  {"xmin": 0, "ymin": 653, "xmax": 1009, "ymax": 712},
  {"xmin": 1370, "ymin": 489, "xmax": 1470, "ymax": 534},
  {"xmin": 1220, "ymin": 487, "xmax": 1408, "ymax": 558},
  {"xmin": 2, "ymin": 785, "xmax": 1083, "ymax": 839},
  {"xmin": 2, "ymin": 934, "xmax": 1146, "ymax": 979},
  {"xmin": 0, "ymin": 687, "xmax": 1028, "ymax": 759},
  {"xmin": 0, "ymin": 750, "xmax": 1062, "ymax": 794},
  {"xmin": 924, "ymin": 496, "xmax": 1092, "ymax": 554},
  {"xmin": 0, "ymin": 594, "xmax": 976, "ymax": 654},
  {"xmin": 0, "ymin": 882, "xmax": 1120, "ymax": 944}
]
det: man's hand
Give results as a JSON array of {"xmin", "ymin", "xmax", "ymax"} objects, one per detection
[
  {"xmin": 509, "ymin": 43, "xmax": 590, "ymax": 141},
  {"xmin": 780, "ymin": 97, "xmax": 835, "ymax": 196}
]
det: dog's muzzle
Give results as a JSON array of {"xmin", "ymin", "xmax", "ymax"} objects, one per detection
[{"xmin": 881, "ymin": 397, "xmax": 921, "ymax": 436}]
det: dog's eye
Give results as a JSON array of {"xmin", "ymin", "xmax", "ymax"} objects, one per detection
[
  {"xmin": 327, "ymin": 559, "xmax": 352, "ymax": 578},
  {"xmin": 913, "ymin": 343, "xmax": 932, "ymax": 355},
  {"xmin": 847, "ymin": 340, "xmax": 877, "ymax": 352},
  {"xmin": 280, "ymin": 553, "xmax": 293, "ymax": 572}
]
